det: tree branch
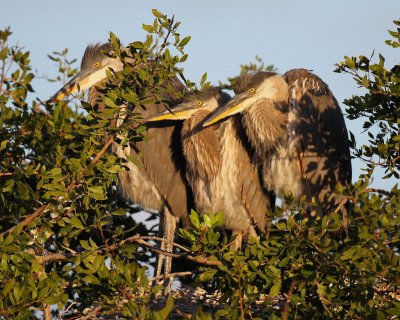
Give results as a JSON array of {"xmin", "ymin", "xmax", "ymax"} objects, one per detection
[
  {"xmin": 28, "ymin": 233, "xmax": 223, "ymax": 267},
  {"xmin": 363, "ymin": 188, "xmax": 394, "ymax": 197},
  {"xmin": 75, "ymin": 305, "xmax": 102, "ymax": 320},
  {"xmin": 281, "ymin": 279, "xmax": 306, "ymax": 320},
  {"xmin": 92, "ymin": 136, "xmax": 114, "ymax": 164},
  {"xmin": 139, "ymin": 235, "xmax": 191, "ymax": 252},
  {"xmin": 149, "ymin": 271, "xmax": 194, "ymax": 282},
  {"xmin": 0, "ymin": 172, "xmax": 12, "ymax": 177},
  {"xmin": 1, "ymin": 203, "xmax": 51, "ymax": 236},
  {"xmin": 43, "ymin": 303, "xmax": 51, "ymax": 320}
]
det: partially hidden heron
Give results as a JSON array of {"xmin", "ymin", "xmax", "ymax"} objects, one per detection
[
  {"xmin": 48, "ymin": 43, "xmax": 193, "ymax": 291},
  {"xmin": 147, "ymin": 87, "xmax": 273, "ymax": 247},
  {"xmin": 203, "ymin": 70, "xmax": 352, "ymax": 214}
]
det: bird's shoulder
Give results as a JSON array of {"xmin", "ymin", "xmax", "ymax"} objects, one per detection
[{"xmin": 284, "ymin": 68, "xmax": 330, "ymax": 97}]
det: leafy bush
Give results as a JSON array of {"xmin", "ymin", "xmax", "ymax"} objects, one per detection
[{"xmin": 1, "ymin": 11, "xmax": 399, "ymax": 320}]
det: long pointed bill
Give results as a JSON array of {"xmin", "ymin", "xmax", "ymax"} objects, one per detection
[
  {"xmin": 202, "ymin": 91, "xmax": 254, "ymax": 127},
  {"xmin": 146, "ymin": 102, "xmax": 200, "ymax": 122},
  {"xmin": 47, "ymin": 66, "xmax": 110, "ymax": 104}
]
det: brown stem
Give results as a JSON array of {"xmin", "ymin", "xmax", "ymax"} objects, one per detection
[
  {"xmin": 140, "ymin": 235, "xmax": 191, "ymax": 252},
  {"xmin": 28, "ymin": 234, "xmax": 223, "ymax": 267},
  {"xmin": 43, "ymin": 303, "xmax": 51, "ymax": 320},
  {"xmin": 281, "ymin": 279, "xmax": 306, "ymax": 320},
  {"xmin": 238, "ymin": 265, "xmax": 245, "ymax": 320},
  {"xmin": 76, "ymin": 305, "xmax": 102, "ymax": 320},
  {"xmin": 363, "ymin": 188, "xmax": 393, "ymax": 197},
  {"xmin": 1, "ymin": 203, "xmax": 51, "ymax": 236},
  {"xmin": 149, "ymin": 271, "xmax": 193, "ymax": 281},
  {"xmin": 131, "ymin": 236, "xmax": 223, "ymax": 266},
  {"xmin": 0, "ymin": 172, "xmax": 12, "ymax": 177},
  {"xmin": 314, "ymin": 280, "xmax": 332, "ymax": 316},
  {"xmin": 92, "ymin": 137, "xmax": 114, "ymax": 164}
]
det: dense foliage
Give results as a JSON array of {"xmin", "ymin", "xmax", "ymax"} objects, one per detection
[{"xmin": 0, "ymin": 11, "xmax": 399, "ymax": 319}]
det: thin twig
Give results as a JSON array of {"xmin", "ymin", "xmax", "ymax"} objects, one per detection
[
  {"xmin": 333, "ymin": 197, "xmax": 349, "ymax": 214},
  {"xmin": 282, "ymin": 279, "xmax": 306, "ymax": 320},
  {"xmin": 61, "ymin": 301, "xmax": 77, "ymax": 318},
  {"xmin": 27, "ymin": 233, "xmax": 223, "ymax": 267},
  {"xmin": 314, "ymin": 280, "xmax": 332, "ymax": 317},
  {"xmin": 140, "ymin": 235, "xmax": 191, "ymax": 252},
  {"xmin": 131, "ymin": 236, "xmax": 223, "ymax": 266},
  {"xmin": 76, "ymin": 305, "xmax": 102, "ymax": 320},
  {"xmin": 149, "ymin": 271, "xmax": 194, "ymax": 282},
  {"xmin": 1, "ymin": 203, "xmax": 51, "ymax": 236},
  {"xmin": 238, "ymin": 265, "xmax": 245, "ymax": 320},
  {"xmin": 92, "ymin": 136, "xmax": 114, "ymax": 164},
  {"xmin": 0, "ymin": 172, "xmax": 12, "ymax": 177},
  {"xmin": 374, "ymin": 154, "xmax": 400, "ymax": 166},
  {"xmin": 364, "ymin": 188, "xmax": 393, "ymax": 197}
]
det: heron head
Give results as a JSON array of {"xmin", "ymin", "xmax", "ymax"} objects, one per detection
[
  {"xmin": 146, "ymin": 87, "xmax": 230, "ymax": 122},
  {"xmin": 203, "ymin": 72, "xmax": 288, "ymax": 126},
  {"xmin": 47, "ymin": 43, "xmax": 123, "ymax": 103}
]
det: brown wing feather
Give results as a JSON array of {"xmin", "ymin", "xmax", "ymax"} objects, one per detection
[
  {"xmin": 131, "ymin": 80, "xmax": 192, "ymax": 225},
  {"xmin": 232, "ymin": 117, "xmax": 272, "ymax": 232},
  {"xmin": 284, "ymin": 69, "xmax": 352, "ymax": 209},
  {"xmin": 181, "ymin": 109, "xmax": 222, "ymax": 182}
]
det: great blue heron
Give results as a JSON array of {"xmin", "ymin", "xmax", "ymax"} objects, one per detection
[
  {"xmin": 203, "ymin": 70, "xmax": 352, "ymax": 213},
  {"xmin": 147, "ymin": 87, "xmax": 273, "ymax": 247},
  {"xmin": 48, "ymin": 43, "xmax": 193, "ymax": 291}
]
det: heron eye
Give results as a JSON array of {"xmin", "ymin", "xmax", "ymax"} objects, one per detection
[
  {"xmin": 197, "ymin": 100, "xmax": 202, "ymax": 106},
  {"xmin": 248, "ymin": 88, "xmax": 255, "ymax": 93},
  {"xmin": 94, "ymin": 62, "xmax": 100, "ymax": 68}
]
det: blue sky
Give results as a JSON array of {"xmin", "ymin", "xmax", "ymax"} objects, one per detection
[{"xmin": 2, "ymin": 0, "xmax": 399, "ymax": 188}]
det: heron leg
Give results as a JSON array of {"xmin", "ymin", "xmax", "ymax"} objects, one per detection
[{"xmin": 154, "ymin": 207, "xmax": 177, "ymax": 295}]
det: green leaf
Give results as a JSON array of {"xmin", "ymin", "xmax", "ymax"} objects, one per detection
[
  {"xmin": 152, "ymin": 9, "xmax": 164, "ymax": 18},
  {"xmin": 152, "ymin": 296, "xmax": 174, "ymax": 320},
  {"xmin": 49, "ymin": 167, "xmax": 62, "ymax": 175},
  {"xmin": 106, "ymin": 165, "xmax": 122, "ymax": 173},
  {"xmin": 189, "ymin": 210, "xmax": 200, "ymax": 229},
  {"xmin": 178, "ymin": 36, "xmax": 191, "ymax": 47},
  {"xmin": 67, "ymin": 216, "xmax": 84, "ymax": 229},
  {"xmin": 198, "ymin": 269, "xmax": 217, "ymax": 282},
  {"xmin": 0, "ymin": 140, "xmax": 7, "ymax": 152},
  {"xmin": 277, "ymin": 256, "xmax": 290, "ymax": 268},
  {"xmin": 102, "ymin": 96, "xmax": 118, "ymax": 108},
  {"xmin": 88, "ymin": 186, "xmax": 107, "ymax": 200},
  {"xmin": 3, "ymin": 279, "xmax": 15, "ymax": 295},
  {"xmin": 341, "ymin": 247, "xmax": 358, "ymax": 260},
  {"xmin": 0, "ymin": 47, "xmax": 8, "ymax": 60},
  {"xmin": 130, "ymin": 41, "xmax": 144, "ymax": 49},
  {"xmin": 44, "ymin": 295, "xmax": 63, "ymax": 305},
  {"xmin": 200, "ymin": 72, "xmax": 207, "ymax": 85},
  {"xmin": 142, "ymin": 24, "xmax": 154, "ymax": 33},
  {"xmin": 269, "ymin": 279, "xmax": 281, "ymax": 298},
  {"xmin": 109, "ymin": 32, "xmax": 120, "ymax": 51}
]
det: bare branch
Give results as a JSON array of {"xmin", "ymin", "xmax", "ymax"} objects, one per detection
[
  {"xmin": 0, "ymin": 172, "xmax": 12, "ymax": 177},
  {"xmin": 363, "ymin": 188, "xmax": 394, "ymax": 197},
  {"xmin": 149, "ymin": 271, "xmax": 194, "ymax": 282},
  {"xmin": 28, "ymin": 233, "xmax": 223, "ymax": 267},
  {"xmin": 92, "ymin": 136, "xmax": 114, "ymax": 164},
  {"xmin": 43, "ymin": 303, "xmax": 51, "ymax": 320},
  {"xmin": 314, "ymin": 280, "xmax": 332, "ymax": 317},
  {"xmin": 75, "ymin": 305, "xmax": 102, "ymax": 320},
  {"xmin": 282, "ymin": 279, "xmax": 306, "ymax": 320},
  {"xmin": 1, "ymin": 203, "xmax": 51, "ymax": 236},
  {"xmin": 140, "ymin": 235, "xmax": 191, "ymax": 252}
]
